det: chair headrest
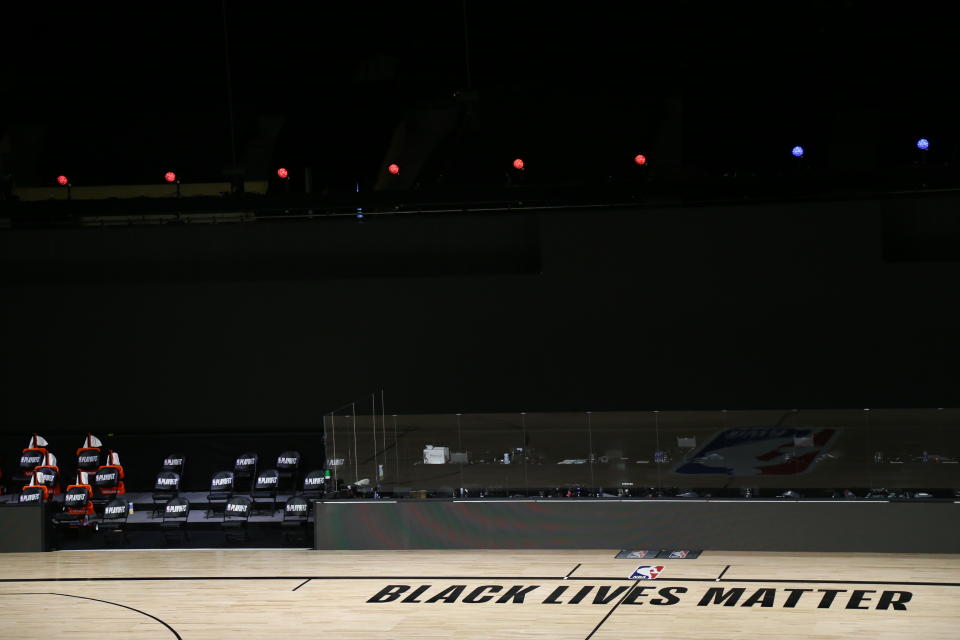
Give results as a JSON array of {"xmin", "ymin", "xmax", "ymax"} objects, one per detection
[
  {"xmin": 285, "ymin": 496, "xmax": 309, "ymax": 512},
  {"xmin": 155, "ymin": 471, "xmax": 180, "ymax": 487},
  {"xmin": 304, "ymin": 470, "xmax": 326, "ymax": 487},
  {"xmin": 34, "ymin": 467, "xmax": 58, "ymax": 486},
  {"xmin": 277, "ymin": 451, "xmax": 300, "ymax": 467},
  {"xmin": 28, "ymin": 434, "xmax": 48, "ymax": 448},
  {"xmin": 95, "ymin": 467, "xmax": 120, "ymax": 485},
  {"xmin": 210, "ymin": 471, "xmax": 234, "ymax": 488},
  {"xmin": 83, "ymin": 433, "xmax": 103, "ymax": 448},
  {"xmin": 255, "ymin": 469, "xmax": 279, "ymax": 487},
  {"xmin": 162, "ymin": 454, "xmax": 185, "ymax": 469},
  {"xmin": 225, "ymin": 496, "xmax": 251, "ymax": 514},
  {"xmin": 103, "ymin": 500, "xmax": 129, "ymax": 518},
  {"xmin": 164, "ymin": 497, "xmax": 190, "ymax": 515},
  {"xmin": 20, "ymin": 450, "xmax": 46, "ymax": 468},
  {"xmin": 19, "ymin": 487, "xmax": 46, "ymax": 502},
  {"xmin": 76, "ymin": 449, "xmax": 101, "ymax": 469},
  {"xmin": 64, "ymin": 486, "xmax": 89, "ymax": 506},
  {"xmin": 235, "ymin": 453, "xmax": 258, "ymax": 469},
  {"xmin": 105, "ymin": 450, "xmax": 121, "ymax": 466}
]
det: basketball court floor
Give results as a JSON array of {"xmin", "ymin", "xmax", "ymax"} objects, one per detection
[{"xmin": 1, "ymin": 549, "xmax": 958, "ymax": 638}]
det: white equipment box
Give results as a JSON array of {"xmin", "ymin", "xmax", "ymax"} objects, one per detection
[{"xmin": 423, "ymin": 445, "xmax": 450, "ymax": 464}]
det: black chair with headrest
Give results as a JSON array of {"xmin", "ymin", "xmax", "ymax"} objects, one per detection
[
  {"xmin": 221, "ymin": 495, "xmax": 252, "ymax": 543},
  {"xmin": 206, "ymin": 471, "xmax": 235, "ymax": 518},
  {"xmin": 276, "ymin": 451, "xmax": 301, "ymax": 493},
  {"xmin": 13, "ymin": 434, "xmax": 49, "ymax": 488},
  {"xmin": 54, "ymin": 485, "xmax": 94, "ymax": 528},
  {"xmin": 234, "ymin": 452, "xmax": 258, "ymax": 493},
  {"xmin": 98, "ymin": 498, "xmax": 130, "ymax": 546},
  {"xmin": 93, "ymin": 463, "xmax": 125, "ymax": 502},
  {"xmin": 16, "ymin": 444, "xmax": 49, "ymax": 488},
  {"xmin": 281, "ymin": 495, "xmax": 310, "ymax": 544},
  {"xmin": 300, "ymin": 470, "xmax": 327, "ymax": 499},
  {"xmin": 18, "ymin": 485, "xmax": 48, "ymax": 505},
  {"xmin": 251, "ymin": 469, "xmax": 280, "ymax": 515},
  {"xmin": 76, "ymin": 433, "xmax": 103, "ymax": 476},
  {"xmin": 94, "ymin": 450, "xmax": 125, "ymax": 501},
  {"xmin": 161, "ymin": 453, "xmax": 186, "ymax": 477},
  {"xmin": 152, "ymin": 471, "xmax": 181, "ymax": 517},
  {"xmin": 49, "ymin": 485, "xmax": 92, "ymax": 551},
  {"xmin": 31, "ymin": 464, "xmax": 61, "ymax": 497},
  {"xmin": 160, "ymin": 497, "xmax": 190, "ymax": 544}
]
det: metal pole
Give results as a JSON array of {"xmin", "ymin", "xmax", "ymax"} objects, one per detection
[
  {"xmin": 521, "ymin": 412, "xmax": 528, "ymax": 494},
  {"xmin": 864, "ymin": 408, "xmax": 872, "ymax": 489},
  {"xmin": 330, "ymin": 412, "xmax": 337, "ymax": 485},
  {"xmin": 457, "ymin": 413, "xmax": 464, "ymax": 494},
  {"xmin": 586, "ymin": 411, "xmax": 595, "ymax": 490},
  {"xmin": 381, "ymin": 389, "xmax": 387, "ymax": 482},
  {"xmin": 322, "ymin": 412, "xmax": 328, "ymax": 480},
  {"xmin": 393, "ymin": 414, "xmax": 400, "ymax": 484},
  {"xmin": 654, "ymin": 411, "xmax": 662, "ymax": 492},
  {"xmin": 351, "ymin": 402, "xmax": 359, "ymax": 484},
  {"xmin": 372, "ymin": 393, "xmax": 379, "ymax": 485}
]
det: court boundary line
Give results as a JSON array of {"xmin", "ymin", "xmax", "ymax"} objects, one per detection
[
  {"xmin": 51, "ymin": 547, "xmax": 313, "ymax": 552},
  {"xmin": 2, "ymin": 576, "xmax": 959, "ymax": 587}
]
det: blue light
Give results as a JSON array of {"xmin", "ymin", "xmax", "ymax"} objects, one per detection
[
  {"xmin": 916, "ymin": 138, "xmax": 930, "ymax": 151},
  {"xmin": 356, "ymin": 213, "xmax": 364, "ymax": 219},
  {"xmin": 791, "ymin": 145, "xmax": 804, "ymax": 158}
]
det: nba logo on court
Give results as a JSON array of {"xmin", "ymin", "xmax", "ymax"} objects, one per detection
[{"xmin": 630, "ymin": 565, "xmax": 664, "ymax": 579}]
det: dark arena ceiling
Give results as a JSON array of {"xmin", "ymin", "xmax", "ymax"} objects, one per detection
[{"xmin": 1, "ymin": 1, "xmax": 958, "ymax": 205}]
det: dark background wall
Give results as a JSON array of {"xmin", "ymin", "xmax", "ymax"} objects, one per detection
[
  {"xmin": 314, "ymin": 501, "xmax": 960, "ymax": 552},
  {"xmin": 2, "ymin": 193, "xmax": 959, "ymax": 434},
  {"xmin": 0, "ymin": 504, "xmax": 45, "ymax": 552}
]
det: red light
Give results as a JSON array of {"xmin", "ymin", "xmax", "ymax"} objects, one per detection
[
  {"xmin": 277, "ymin": 167, "xmax": 289, "ymax": 179},
  {"xmin": 513, "ymin": 158, "xmax": 525, "ymax": 170},
  {"xmin": 388, "ymin": 163, "xmax": 400, "ymax": 175},
  {"xmin": 634, "ymin": 154, "xmax": 647, "ymax": 166},
  {"xmin": 56, "ymin": 175, "xmax": 69, "ymax": 186},
  {"xmin": 164, "ymin": 171, "xmax": 177, "ymax": 183}
]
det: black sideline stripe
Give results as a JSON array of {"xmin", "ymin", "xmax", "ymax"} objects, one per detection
[
  {"xmin": 292, "ymin": 578, "xmax": 311, "ymax": 591},
  {"xmin": 565, "ymin": 564, "xmax": 581, "ymax": 578},
  {"xmin": 717, "ymin": 565, "xmax": 730, "ymax": 581},
  {"xmin": 1, "ymin": 575, "xmax": 958, "ymax": 587},
  {"xmin": 0, "ymin": 592, "xmax": 181, "ymax": 639}
]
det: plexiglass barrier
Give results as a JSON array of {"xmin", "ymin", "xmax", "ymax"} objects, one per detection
[{"xmin": 323, "ymin": 408, "xmax": 960, "ymax": 498}]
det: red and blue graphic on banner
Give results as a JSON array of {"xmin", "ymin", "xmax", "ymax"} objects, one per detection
[{"xmin": 674, "ymin": 427, "xmax": 838, "ymax": 476}]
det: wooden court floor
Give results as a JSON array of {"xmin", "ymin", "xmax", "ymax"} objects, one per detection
[{"xmin": 1, "ymin": 548, "xmax": 958, "ymax": 639}]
